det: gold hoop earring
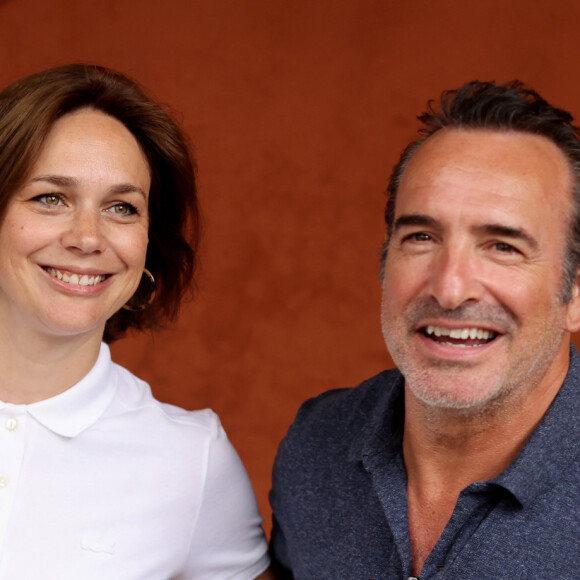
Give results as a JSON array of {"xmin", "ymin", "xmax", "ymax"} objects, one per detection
[{"xmin": 122, "ymin": 268, "xmax": 157, "ymax": 312}]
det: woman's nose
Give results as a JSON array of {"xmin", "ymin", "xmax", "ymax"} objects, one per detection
[{"xmin": 61, "ymin": 210, "xmax": 106, "ymax": 254}]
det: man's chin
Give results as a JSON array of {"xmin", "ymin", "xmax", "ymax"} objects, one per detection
[{"xmin": 404, "ymin": 372, "xmax": 509, "ymax": 415}]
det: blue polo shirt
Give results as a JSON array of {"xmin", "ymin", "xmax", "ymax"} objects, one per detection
[{"xmin": 269, "ymin": 346, "xmax": 580, "ymax": 579}]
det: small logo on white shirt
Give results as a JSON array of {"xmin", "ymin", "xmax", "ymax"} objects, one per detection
[{"xmin": 80, "ymin": 532, "xmax": 116, "ymax": 555}]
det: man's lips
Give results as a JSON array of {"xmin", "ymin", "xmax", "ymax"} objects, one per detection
[
  {"xmin": 421, "ymin": 324, "xmax": 499, "ymax": 347},
  {"xmin": 44, "ymin": 267, "xmax": 108, "ymax": 287}
]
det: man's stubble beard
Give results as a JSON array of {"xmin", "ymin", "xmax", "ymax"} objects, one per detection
[{"xmin": 381, "ymin": 296, "xmax": 568, "ymax": 416}]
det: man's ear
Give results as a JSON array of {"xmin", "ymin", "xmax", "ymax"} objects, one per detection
[{"xmin": 566, "ymin": 270, "xmax": 580, "ymax": 333}]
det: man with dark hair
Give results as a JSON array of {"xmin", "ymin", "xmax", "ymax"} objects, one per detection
[{"xmin": 269, "ymin": 81, "xmax": 580, "ymax": 579}]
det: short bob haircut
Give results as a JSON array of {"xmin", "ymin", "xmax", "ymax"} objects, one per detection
[
  {"xmin": 0, "ymin": 64, "xmax": 198, "ymax": 343},
  {"xmin": 381, "ymin": 80, "xmax": 580, "ymax": 303}
]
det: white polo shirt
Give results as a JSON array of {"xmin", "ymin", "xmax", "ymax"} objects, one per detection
[{"xmin": 0, "ymin": 344, "xmax": 270, "ymax": 579}]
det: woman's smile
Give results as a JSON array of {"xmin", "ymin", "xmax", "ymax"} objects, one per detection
[
  {"xmin": 0, "ymin": 108, "xmax": 151, "ymax": 339},
  {"xmin": 44, "ymin": 267, "xmax": 108, "ymax": 287}
]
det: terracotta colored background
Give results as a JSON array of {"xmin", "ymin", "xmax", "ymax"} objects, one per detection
[{"xmin": 2, "ymin": 0, "xmax": 580, "ymax": 533}]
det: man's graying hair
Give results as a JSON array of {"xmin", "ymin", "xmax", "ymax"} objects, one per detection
[{"xmin": 380, "ymin": 80, "xmax": 580, "ymax": 303}]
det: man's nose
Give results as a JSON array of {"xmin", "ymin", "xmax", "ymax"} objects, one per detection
[
  {"xmin": 427, "ymin": 245, "xmax": 482, "ymax": 310},
  {"xmin": 61, "ymin": 209, "xmax": 106, "ymax": 254}
]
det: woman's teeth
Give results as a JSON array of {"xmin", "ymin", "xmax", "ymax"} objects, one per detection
[{"xmin": 46, "ymin": 267, "xmax": 106, "ymax": 287}]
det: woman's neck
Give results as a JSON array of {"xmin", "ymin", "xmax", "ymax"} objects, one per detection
[{"xmin": 0, "ymin": 324, "xmax": 104, "ymax": 404}]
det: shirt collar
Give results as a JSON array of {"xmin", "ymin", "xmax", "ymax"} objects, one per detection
[
  {"xmin": 3, "ymin": 343, "xmax": 118, "ymax": 438},
  {"xmin": 492, "ymin": 344, "xmax": 580, "ymax": 505},
  {"xmin": 353, "ymin": 344, "xmax": 580, "ymax": 507},
  {"xmin": 350, "ymin": 369, "xmax": 406, "ymax": 464}
]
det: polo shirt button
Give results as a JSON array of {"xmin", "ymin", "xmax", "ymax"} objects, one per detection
[
  {"xmin": 5, "ymin": 417, "xmax": 18, "ymax": 431},
  {"xmin": 0, "ymin": 476, "xmax": 9, "ymax": 488}
]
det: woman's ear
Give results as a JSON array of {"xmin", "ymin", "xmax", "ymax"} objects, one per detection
[{"xmin": 565, "ymin": 270, "xmax": 580, "ymax": 333}]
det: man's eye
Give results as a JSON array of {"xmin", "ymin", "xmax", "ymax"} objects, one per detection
[
  {"xmin": 408, "ymin": 232, "xmax": 432, "ymax": 242},
  {"xmin": 493, "ymin": 241, "xmax": 518, "ymax": 253}
]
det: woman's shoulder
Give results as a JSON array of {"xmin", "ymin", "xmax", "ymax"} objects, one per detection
[{"xmin": 107, "ymin": 359, "xmax": 223, "ymax": 438}]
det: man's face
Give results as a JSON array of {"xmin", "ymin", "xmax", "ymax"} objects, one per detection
[{"xmin": 381, "ymin": 128, "xmax": 580, "ymax": 411}]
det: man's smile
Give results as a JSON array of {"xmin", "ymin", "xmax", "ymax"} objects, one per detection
[{"xmin": 422, "ymin": 324, "xmax": 498, "ymax": 347}]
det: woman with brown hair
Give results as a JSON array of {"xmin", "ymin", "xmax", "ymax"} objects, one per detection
[{"xmin": 0, "ymin": 64, "xmax": 272, "ymax": 578}]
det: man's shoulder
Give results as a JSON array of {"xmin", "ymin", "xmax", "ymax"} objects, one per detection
[
  {"xmin": 279, "ymin": 368, "xmax": 403, "ymax": 456},
  {"xmin": 299, "ymin": 367, "xmax": 401, "ymax": 416}
]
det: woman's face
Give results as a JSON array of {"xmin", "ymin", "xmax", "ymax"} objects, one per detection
[{"xmin": 0, "ymin": 108, "xmax": 151, "ymax": 340}]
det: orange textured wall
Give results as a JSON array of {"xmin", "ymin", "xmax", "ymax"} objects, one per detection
[{"xmin": 2, "ymin": 0, "xmax": 580, "ymax": 532}]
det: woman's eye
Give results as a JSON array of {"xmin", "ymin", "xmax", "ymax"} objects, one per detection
[
  {"xmin": 35, "ymin": 194, "xmax": 63, "ymax": 206},
  {"xmin": 109, "ymin": 202, "xmax": 137, "ymax": 216}
]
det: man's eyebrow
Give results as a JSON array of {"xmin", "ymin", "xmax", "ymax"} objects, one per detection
[
  {"xmin": 29, "ymin": 175, "xmax": 147, "ymax": 198},
  {"xmin": 392, "ymin": 213, "xmax": 438, "ymax": 232},
  {"xmin": 393, "ymin": 215, "xmax": 539, "ymax": 250},
  {"xmin": 477, "ymin": 224, "xmax": 539, "ymax": 250}
]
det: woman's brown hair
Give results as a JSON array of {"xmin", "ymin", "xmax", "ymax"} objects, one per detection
[{"xmin": 0, "ymin": 64, "xmax": 199, "ymax": 341}]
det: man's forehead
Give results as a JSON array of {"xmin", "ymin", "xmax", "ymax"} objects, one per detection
[
  {"xmin": 407, "ymin": 127, "xmax": 567, "ymax": 168},
  {"xmin": 397, "ymin": 128, "xmax": 574, "ymax": 208}
]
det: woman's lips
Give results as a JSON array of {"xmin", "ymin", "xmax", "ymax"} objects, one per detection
[{"xmin": 44, "ymin": 267, "xmax": 108, "ymax": 287}]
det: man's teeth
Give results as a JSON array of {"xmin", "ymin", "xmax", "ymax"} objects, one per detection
[
  {"xmin": 425, "ymin": 325, "xmax": 494, "ymax": 341},
  {"xmin": 47, "ymin": 268, "xmax": 105, "ymax": 287}
]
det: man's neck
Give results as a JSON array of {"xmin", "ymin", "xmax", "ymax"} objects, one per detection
[
  {"xmin": 403, "ymin": 345, "xmax": 569, "ymax": 488},
  {"xmin": 402, "ymin": 343, "xmax": 570, "ymax": 576}
]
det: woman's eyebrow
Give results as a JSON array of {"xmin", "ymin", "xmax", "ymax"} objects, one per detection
[
  {"xmin": 29, "ymin": 174, "xmax": 77, "ymax": 187},
  {"xmin": 29, "ymin": 174, "xmax": 147, "ymax": 198}
]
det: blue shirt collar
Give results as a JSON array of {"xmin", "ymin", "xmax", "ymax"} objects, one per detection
[
  {"xmin": 493, "ymin": 344, "xmax": 580, "ymax": 505},
  {"xmin": 354, "ymin": 344, "xmax": 580, "ymax": 506}
]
